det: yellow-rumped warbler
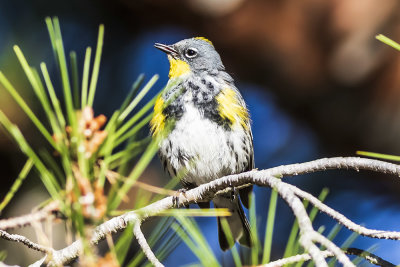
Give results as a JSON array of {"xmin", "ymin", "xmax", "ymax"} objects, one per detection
[{"xmin": 151, "ymin": 37, "xmax": 253, "ymax": 251}]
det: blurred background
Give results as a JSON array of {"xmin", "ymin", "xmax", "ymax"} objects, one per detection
[{"xmin": 1, "ymin": 0, "xmax": 400, "ymax": 265}]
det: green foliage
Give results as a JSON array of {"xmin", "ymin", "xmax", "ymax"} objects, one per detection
[
  {"xmin": 220, "ymin": 218, "xmax": 242, "ymax": 267},
  {"xmin": 376, "ymin": 34, "xmax": 400, "ymax": 52},
  {"xmin": 262, "ymin": 189, "xmax": 278, "ymax": 264},
  {"xmin": 172, "ymin": 216, "xmax": 220, "ymax": 267},
  {"xmin": 357, "ymin": 150, "xmax": 400, "ymax": 162},
  {"xmin": 0, "ymin": 17, "xmax": 164, "ymax": 263},
  {"xmin": 0, "ymin": 159, "xmax": 33, "ymax": 212},
  {"xmin": 0, "ymin": 251, "xmax": 7, "ymax": 261}
]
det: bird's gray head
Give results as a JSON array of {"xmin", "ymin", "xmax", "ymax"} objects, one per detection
[{"xmin": 154, "ymin": 37, "xmax": 225, "ymax": 78}]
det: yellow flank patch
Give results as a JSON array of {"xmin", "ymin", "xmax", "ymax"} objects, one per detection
[
  {"xmin": 168, "ymin": 57, "xmax": 191, "ymax": 78},
  {"xmin": 216, "ymin": 88, "xmax": 249, "ymax": 130},
  {"xmin": 150, "ymin": 96, "xmax": 166, "ymax": 136},
  {"xmin": 195, "ymin": 37, "xmax": 213, "ymax": 46}
]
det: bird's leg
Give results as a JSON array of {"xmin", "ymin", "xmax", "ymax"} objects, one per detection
[
  {"xmin": 231, "ymin": 187, "xmax": 240, "ymax": 204},
  {"xmin": 230, "ymin": 187, "xmax": 235, "ymax": 201}
]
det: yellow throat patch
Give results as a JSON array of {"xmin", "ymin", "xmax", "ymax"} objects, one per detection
[
  {"xmin": 216, "ymin": 88, "xmax": 249, "ymax": 130},
  {"xmin": 152, "ymin": 55, "xmax": 191, "ymax": 136},
  {"xmin": 168, "ymin": 56, "xmax": 190, "ymax": 78},
  {"xmin": 150, "ymin": 96, "xmax": 166, "ymax": 136}
]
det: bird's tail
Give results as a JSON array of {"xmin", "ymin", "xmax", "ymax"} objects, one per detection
[{"xmin": 214, "ymin": 194, "xmax": 252, "ymax": 251}]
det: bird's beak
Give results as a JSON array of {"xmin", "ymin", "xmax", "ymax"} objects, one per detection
[{"xmin": 154, "ymin": 43, "xmax": 178, "ymax": 58}]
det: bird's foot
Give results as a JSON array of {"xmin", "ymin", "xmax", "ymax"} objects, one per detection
[{"xmin": 172, "ymin": 188, "xmax": 188, "ymax": 208}]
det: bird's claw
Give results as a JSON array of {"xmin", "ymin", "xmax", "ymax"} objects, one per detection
[{"xmin": 173, "ymin": 188, "xmax": 187, "ymax": 208}]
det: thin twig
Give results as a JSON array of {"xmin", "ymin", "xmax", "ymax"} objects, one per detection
[
  {"xmin": 263, "ymin": 157, "xmax": 400, "ymax": 178},
  {"xmin": 133, "ymin": 222, "xmax": 164, "ymax": 267},
  {"xmin": 309, "ymin": 231, "xmax": 353, "ymax": 266},
  {"xmin": 266, "ymin": 175, "xmax": 353, "ymax": 267},
  {"xmin": 0, "ymin": 229, "xmax": 53, "ymax": 254},
  {"xmin": 288, "ymin": 183, "xmax": 400, "ymax": 239},
  {"xmin": 106, "ymin": 170, "xmax": 176, "ymax": 196},
  {"xmin": 345, "ymin": 248, "xmax": 396, "ymax": 267},
  {"xmin": 263, "ymin": 248, "xmax": 396, "ymax": 267},
  {"xmin": 135, "ymin": 180, "xmax": 177, "ymax": 196},
  {"xmin": 0, "ymin": 201, "xmax": 59, "ymax": 230},
  {"xmin": 262, "ymin": 250, "xmax": 334, "ymax": 267}
]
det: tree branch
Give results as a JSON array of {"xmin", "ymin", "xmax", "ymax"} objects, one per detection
[
  {"xmin": 25, "ymin": 157, "xmax": 400, "ymax": 266},
  {"xmin": 266, "ymin": 173, "xmax": 353, "ymax": 266},
  {"xmin": 262, "ymin": 251, "xmax": 334, "ymax": 267},
  {"xmin": 309, "ymin": 231, "xmax": 353, "ymax": 266},
  {"xmin": 133, "ymin": 222, "xmax": 163, "ymax": 267},
  {"xmin": 288, "ymin": 183, "xmax": 400, "ymax": 239},
  {"xmin": 0, "ymin": 201, "xmax": 59, "ymax": 230},
  {"xmin": 0, "ymin": 230, "xmax": 53, "ymax": 254},
  {"xmin": 263, "ymin": 248, "xmax": 396, "ymax": 267},
  {"xmin": 262, "ymin": 157, "xmax": 400, "ymax": 178}
]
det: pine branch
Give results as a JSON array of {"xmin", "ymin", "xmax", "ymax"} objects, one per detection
[{"xmin": 19, "ymin": 157, "xmax": 400, "ymax": 266}]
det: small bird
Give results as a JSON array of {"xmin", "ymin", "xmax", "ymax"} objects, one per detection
[{"xmin": 151, "ymin": 37, "xmax": 254, "ymax": 251}]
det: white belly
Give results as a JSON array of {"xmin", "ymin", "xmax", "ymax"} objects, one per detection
[{"xmin": 159, "ymin": 102, "xmax": 249, "ymax": 185}]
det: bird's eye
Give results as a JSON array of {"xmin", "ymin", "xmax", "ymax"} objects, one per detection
[{"xmin": 185, "ymin": 48, "xmax": 198, "ymax": 58}]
